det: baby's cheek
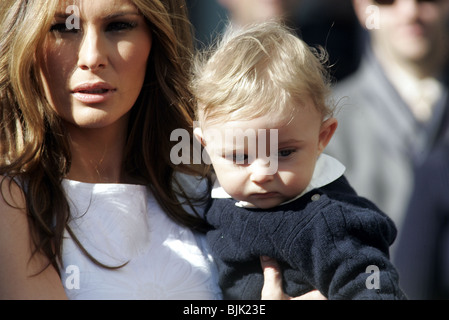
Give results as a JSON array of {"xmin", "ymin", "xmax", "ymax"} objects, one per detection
[
  {"xmin": 225, "ymin": 185, "xmax": 245, "ymax": 200},
  {"xmin": 280, "ymin": 173, "xmax": 310, "ymax": 197}
]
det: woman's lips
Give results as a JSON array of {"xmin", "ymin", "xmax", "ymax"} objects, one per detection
[{"xmin": 71, "ymin": 82, "xmax": 117, "ymax": 104}]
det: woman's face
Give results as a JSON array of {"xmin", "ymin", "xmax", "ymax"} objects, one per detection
[{"xmin": 39, "ymin": 0, "xmax": 152, "ymax": 130}]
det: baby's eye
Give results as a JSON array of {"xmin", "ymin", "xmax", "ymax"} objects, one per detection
[
  {"xmin": 278, "ymin": 149, "xmax": 295, "ymax": 158},
  {"xmin": 106, "ymin": 21, "xmax": 138, "ymax": 32},
  {"xmin": 224, "ymin": 152, "xmax": 249, "ymax": 164},
  {"xmin": 233, "ymin": 153, "xmax": 248, "ymax": 164}
]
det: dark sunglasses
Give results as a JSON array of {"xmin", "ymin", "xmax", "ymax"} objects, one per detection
[{"xmin": 373, "ymin": 0, "xmax": 439, "ymax": 4}]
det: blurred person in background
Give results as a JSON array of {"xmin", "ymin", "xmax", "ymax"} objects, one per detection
[
  {"xmin": 187, "ymin": 0, "xmax": 362, "ymax": 81},
  {"xmin": 215, "ymin": 0, "xmax": 300, "ymax": 30},
  {"xmin": 394, "ymin": 129, "xmax": 449, "ymax": 299},
  {"xmin": 326, "ymin": 0, "xmax": 449, "ymax": 232}
]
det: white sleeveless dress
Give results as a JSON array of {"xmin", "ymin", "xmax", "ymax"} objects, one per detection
[{"xmin": 59, "ymin": 179, "xmax": 222, "ymax": 300}]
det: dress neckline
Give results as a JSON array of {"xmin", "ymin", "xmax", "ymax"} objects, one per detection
[{"xmin": 62, "ymin": 179, "xmax": 148, "ymax": 194}]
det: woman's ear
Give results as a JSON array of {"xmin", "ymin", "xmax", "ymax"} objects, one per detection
[
  {"xmin": 318, "ymin": 117, "xmax": 338, "ymax": 154},
  {"xmin": 193, "ymin": 127, "xmax": 207, "ymax": 147}
]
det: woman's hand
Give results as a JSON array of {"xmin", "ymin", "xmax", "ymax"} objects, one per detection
[{"xmin": 260, "ymin": 256, "xmax": 327, "ymax": 300}]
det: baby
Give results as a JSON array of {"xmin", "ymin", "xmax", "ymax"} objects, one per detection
[{"xmin": 191, "ymin": 22, "xmax": 406, "ymax": 300}]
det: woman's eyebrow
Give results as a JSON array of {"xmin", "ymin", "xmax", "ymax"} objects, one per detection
[
  {"xmin": 53, "ymin": 11, "xmax": 141, "ymax": 20},
  {"xmin": 103, "ymin": 11, "xmax": 142, "ymax": 20},
  {"xmin": 54, "ymin": 13, "xmax": 72, "ymax": 19}
]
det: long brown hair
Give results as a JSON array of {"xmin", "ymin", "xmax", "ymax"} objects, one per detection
[{"xmin": 0, "ymin": 0, "xmax": 208, "ymax": 273}]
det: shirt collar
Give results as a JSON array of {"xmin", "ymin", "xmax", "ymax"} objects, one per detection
[{"xmin": 211, "ymin": 154, "xmax": 346, "ymax": 208}]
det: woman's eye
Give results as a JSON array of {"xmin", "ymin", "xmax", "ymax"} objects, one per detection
[
  {"xmin": 106, "ymin": 21, "xmax": 137, "ymax": 32},
  {"xmin": 50, "ymin": 23, "xmax": 78, "ymax": 33}
]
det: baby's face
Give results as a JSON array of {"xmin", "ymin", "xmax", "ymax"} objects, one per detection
[{"xmin": 200, "ymin": 104, "xmax": 336, "ymax": 209}]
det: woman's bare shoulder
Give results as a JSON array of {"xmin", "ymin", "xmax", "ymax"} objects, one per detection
[
  {"xmin": 0, "ymin": 175, "xmax": 25, "ymax": 208},
  {"xmin": 0, "ymin": 175, "xmax": 67, "ymax": 299}
]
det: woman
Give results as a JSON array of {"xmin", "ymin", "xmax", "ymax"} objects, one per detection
[{"xmin": 0, "ymin": 0, "xmax": 320, "ymax": 300}]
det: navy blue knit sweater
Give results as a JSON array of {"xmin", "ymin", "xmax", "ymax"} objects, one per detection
[{"xmin": 206, "ymin": 176, "xmax": 406, "ymax": 300}]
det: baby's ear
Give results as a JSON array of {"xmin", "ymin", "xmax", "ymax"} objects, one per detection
[
  {"xmin": 193, "ymin": 127, "xmax": 207, "ymax": 147},
  {"xmin": 318, "ymin": 117, "xmax": 338, "ymax": 153}
]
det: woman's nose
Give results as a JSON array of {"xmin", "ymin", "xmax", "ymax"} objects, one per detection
[
  {"xmin": 77, "ymin": 27, "xmax": 108, "ymax": 72},
  {"xmin": 396, "ymin": 0, "xmax": 419, "ymax": 21}
]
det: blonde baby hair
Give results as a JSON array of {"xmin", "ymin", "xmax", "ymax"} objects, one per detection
[{"xmin": 191, "ymin": 21, "xmax": 335, "ymax": 127}]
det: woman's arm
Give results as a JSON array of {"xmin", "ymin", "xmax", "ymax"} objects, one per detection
[{"xmin": 0, "ymin": 178, "xmax": 67, "ymax": 299}]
